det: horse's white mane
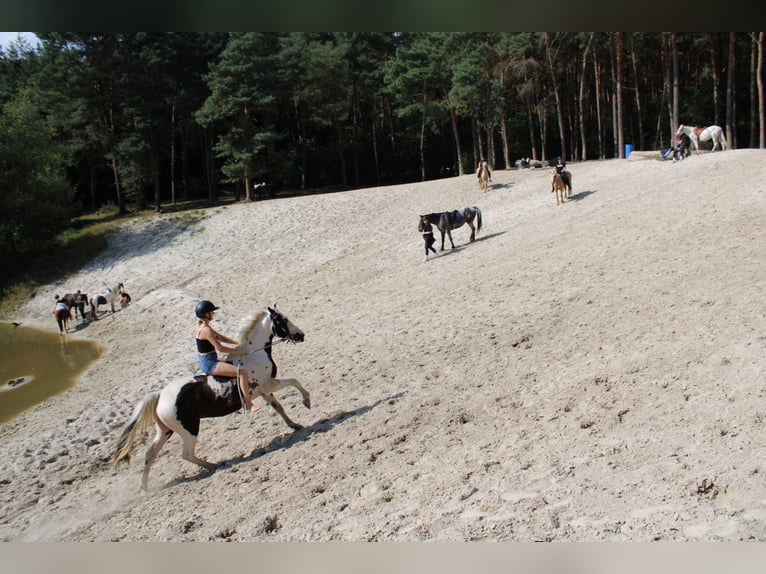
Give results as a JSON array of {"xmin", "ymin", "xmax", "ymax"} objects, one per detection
[{"xmin": 237, "ymin": 309, "xmax": 268, "ymax": 343}]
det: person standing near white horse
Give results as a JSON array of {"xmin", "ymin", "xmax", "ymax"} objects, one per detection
[{"xmin": 676, "ymin": 124, "xmax": 727, "ymax": 152}]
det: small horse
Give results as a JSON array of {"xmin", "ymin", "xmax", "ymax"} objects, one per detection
[
  {"xmin": 551, "ymin": 171, "xmax": 572, "ymax": 205},
  {"xmin": 551, "ymin": 170, "xmax": 572, "ymax": 205},
  {"xmin": 477, "ymin": 161, "xmax": 490, "ymax": 191},
  {"xmin": 90, "ymin": 282, "xmax": 124, "ymax": 320},
  {"xmin": 55, "ymin": 307, "xmax": 71, "ymax": 333},
  {"xmin": 111, "ymin": 306, "xmax": 307, "ymax": 490},
  {"xmin": 676, "ymin": 124, "xmax": 727, "ymax": 152},
  {"xmin": 419, "ymin": 206, "xmax": 483, "ymax": 251}
]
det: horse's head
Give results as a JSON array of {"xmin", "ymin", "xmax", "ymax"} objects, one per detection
[
  {"xmin": 268, "ymin": 306, "xmax": 305, "ymax": 343},
  {"xmin": 676, "ymin": 125, "xmax": 685, "ymax": 136}
]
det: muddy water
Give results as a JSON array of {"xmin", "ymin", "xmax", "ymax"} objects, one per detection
[{"xmin": 0, "ymin": 322, "xmax": 103, "ymax": 425}]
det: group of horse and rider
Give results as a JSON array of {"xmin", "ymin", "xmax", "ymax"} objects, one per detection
[{"xmin": 53, "ymin": 283, "xmax": 130, "ymax": 334}]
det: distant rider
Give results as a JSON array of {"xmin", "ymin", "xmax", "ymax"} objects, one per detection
[{"xmin": 554, "ymin": 157, "xmax": 571, "ymax": 190}]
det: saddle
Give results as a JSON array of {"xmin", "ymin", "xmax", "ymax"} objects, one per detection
[{"xmin": 194, "ymin": 373, "xmax": 237, "ymax": 384}]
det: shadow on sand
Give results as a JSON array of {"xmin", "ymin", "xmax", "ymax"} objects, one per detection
[{"xmin": 160, "ymin": 392, "xmax": 406, "ymax": 489}]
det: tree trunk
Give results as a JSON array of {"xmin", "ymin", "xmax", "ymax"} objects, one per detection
[
  {"xmin": 709, "ymin": 34, "xmax": 721, "ymax": 126},
  {"xmin": 500, "ymin": 115, "xmax": 510, "ymax": 169},
  {"xmin": 544, "ymin": 33, "xmax": 567, "ymax": 160},
  {"xmin": 419, "ymin": 90, "xmax": 427, "ymax": 181},
  {"xmin": 672, "ymin": 33, "xmax": 680, "ymax": 142},
  {"xmin": 758, "ymin": 32, "xmax": 764, "ymax": 149},
  {"xmin": 726, "ymin": 32, "xmax": 736, "ymax": 149},
  {"xmin": 170, "ymin": 104, "xmax": 176, "ymax": 205},
  {"xmin": 750, "ymin": 33, "xmax": 758, "ymax": 148},
  {"xmin": 616, "ymin": 32, "xmax": 625, "ymax": 158},
  {"xmin": 371, "ymin": 98, "xmax": 381, "ymax": 186},
  {"xmin": 629, "ymin": 34, "xmax": 645, "ymax": 150},
  {"xmin": 579, "ymin": 33, "xmax": 593, "ymax": 160},
  {"xmin": 202, "ymin": 127, "xmax": 216, "ymax": 206},
  {"xmin": 445, "ymin": 92, "xmax": 463, "ymax": 175},
  {"xmin": 152, "ymin": 147, "xmax": 161, "ymax": 212},
  {"xmin": 527, "ymin": 103, "xmax": 537, "ymax": 161},
  {"xmin": 594, "ymin": 55, "xmax": 604, "ymax": 159}
]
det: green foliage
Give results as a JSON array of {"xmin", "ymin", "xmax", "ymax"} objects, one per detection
[{"xmin": 0, "ymin": 88, "xmax": 72, "ymax": 274}]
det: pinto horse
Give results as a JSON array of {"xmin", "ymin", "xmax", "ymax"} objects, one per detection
[
  {"xmin": 111, "ymin": 306, "xmax": 307, "ymax": 490},
  {"xmin": 90, "ymin": 282, "xmax": 124, "ymax": 320},
  {"xmin": 418, "ymin": 206, "xmax": 483, "ymax": 251},
  {"xmin": 676, "ymin": 124, "xmax": 727, "ymax": 152}
]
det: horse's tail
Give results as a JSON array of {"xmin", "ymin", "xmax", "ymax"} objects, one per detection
[
  {"xmin": 474, "ymin": 206, "xmax": 483, "ymax": 233},
  {"xmin": 111, "ymin": 391, "xmax": 161, "ymax": 470}
]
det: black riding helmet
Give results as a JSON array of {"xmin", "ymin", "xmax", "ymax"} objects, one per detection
[{"xmin": 195, "ymin": 300, "xmax": 219, "ymax": 319}]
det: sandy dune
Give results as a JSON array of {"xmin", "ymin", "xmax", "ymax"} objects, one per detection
[{"xmin": 1, "ymin": 149, "xmax": 765, "ymax": 541}]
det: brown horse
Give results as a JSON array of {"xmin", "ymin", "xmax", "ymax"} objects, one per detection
[
  {"xmin": 551, "ymin": 170, "xmax": 572, "ymax": 205},
  {"xmin": 477, "ymin": 161, "xmax": 490, "ymax": 191},
  {"xmin": 54, "ymin": 306, "xmax": 71, "ymax": 333},
  {"xmin": 62, "ymin": 291, "xmax": 89, "ymax": 321}
]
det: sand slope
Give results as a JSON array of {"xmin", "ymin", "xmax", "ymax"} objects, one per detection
[{"xmin": 1, "ymin": 150, "xmax": 765, "ymax": 541}]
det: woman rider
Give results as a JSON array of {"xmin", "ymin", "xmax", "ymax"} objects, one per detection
[{"xmin": 194, "ymin": 300, "xmax": 259, "ymax": 413}]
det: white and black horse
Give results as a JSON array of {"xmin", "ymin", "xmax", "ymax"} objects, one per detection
[
  {"xmin": 111, "ymin": 306, "xmax": 307, "ymax": 490},
  {"xmin": 90, "ymin": 282, "xmax": 124, "ymax": 320},
  {"xmin": 676, "ymin": 124, "xmax": 727, "ymax": 152},
  {"xmin": 418, "ymin": 206, "xmax": 483, "ymax": 251}
]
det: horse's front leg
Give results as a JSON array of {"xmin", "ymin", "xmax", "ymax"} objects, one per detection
[
  {"xmin": 469, "ymin": 223, "xmax": 476, "ymax": 242},
  {"xmin": 447, "ymin": 229, "xmax": 455, "ymax": 249},
  {"xmin": 255, "ymin": 389, "xmax": 303, "ymax": 430}
]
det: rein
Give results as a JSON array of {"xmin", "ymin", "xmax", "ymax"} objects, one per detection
[{"xmin": 235, "ymin": 336, "xmax": 291, "ymax": 359}]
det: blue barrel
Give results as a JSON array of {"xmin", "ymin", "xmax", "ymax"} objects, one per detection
[{"xmin": 625, "ymin": 144, "xmax": 634, "ymax": 158}]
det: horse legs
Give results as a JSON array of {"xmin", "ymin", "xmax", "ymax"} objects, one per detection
[
  {"xmin": 445, "ymin": 229, "xmax": 455, "ymax": 250},
  {"xmin": 142, "ymin": 424, "xmax": 172, "ymax": 491},
  {"xmin": 265, "ymin": 394, "xmax": 303, "ymax": 430},
  {"xmin": 254, "ymin": 377, "xmax": 311, "ymax": 429},
  {"xmin": 468, "ymin": 222, "xmax": 476, "ymax": 242}
]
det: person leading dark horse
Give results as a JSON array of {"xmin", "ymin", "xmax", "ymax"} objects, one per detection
[{"xmin": 420, "ymin": 216, "xmax": 438, "ymax": 262}]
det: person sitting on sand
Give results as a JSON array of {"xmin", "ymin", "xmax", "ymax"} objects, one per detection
[{"xmin": 119, "ymin": 292, "xmax": 131, "ymax": 307}]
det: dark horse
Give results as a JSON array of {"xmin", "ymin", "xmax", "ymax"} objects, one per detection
[
  {"xmin": 418, "ymin": 206, "xmax": 483, "ymax": 251},
  {"xmin": 62, "ymin": 291, "xmax": 89, "ymax": 321}
]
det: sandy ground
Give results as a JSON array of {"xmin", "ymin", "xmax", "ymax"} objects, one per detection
[{"xmin": 1, "ymin": 149, "xmax": 765, "ymax": 542}]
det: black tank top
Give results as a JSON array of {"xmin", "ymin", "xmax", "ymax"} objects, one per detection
[{"xmin": 196, "ymin": 337, "xmax": 215, "ymax": 353}]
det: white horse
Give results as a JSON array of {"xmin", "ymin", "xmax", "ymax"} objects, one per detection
[
  {"xmin": 676, "ymin": 124, "xmax": 727, "ymax": 152},
  {"xmin": 111, "ymin": 306, "xmax": 307, "ymax": 490},
  {"xmin": 90, "ymin": 282, "xmax": 124, "ymax": 320}
]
